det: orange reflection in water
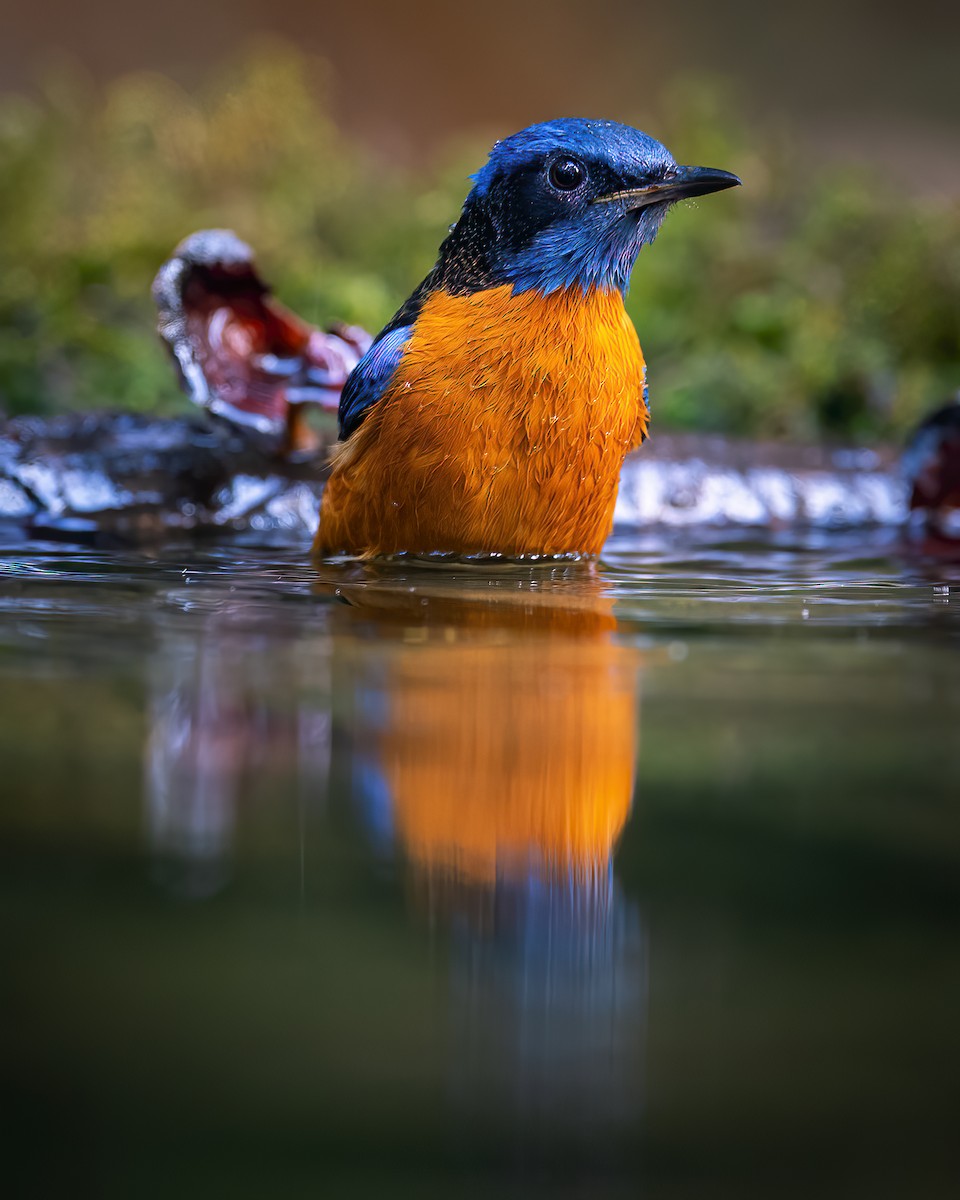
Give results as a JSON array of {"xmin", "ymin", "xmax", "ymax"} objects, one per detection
[
  {"xmin": 337, "ymin": 567, "xmax": 639, "ymax": 895},
  {"xmin": 335, "ymin": 568, "xmax": 647, "ymax": 1131},
  {"xmin": 144, "ymin": 562, "xmax": 642, "ymax": 918}
]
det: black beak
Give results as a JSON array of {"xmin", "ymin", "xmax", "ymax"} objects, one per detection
[{"xmin": 595, "ymin": 165, "xmax": 741, "ymax": 210}]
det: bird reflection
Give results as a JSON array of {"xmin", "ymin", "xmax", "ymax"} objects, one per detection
[
  {"xmin": 337, "ymin": 566, "xmax": 636, "ymax": 907},
  {"xmin": 329, "ymin": 563, "xmax": 647, "ymax": 1131},
  {"xmin": 144, "ymin": 561, "xmax": 647, "ymax": 1129}
]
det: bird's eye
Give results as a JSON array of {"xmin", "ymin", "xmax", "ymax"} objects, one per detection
[{"xmin": 548, "ymin": 156, "xmax": 586, "ymax": 191}]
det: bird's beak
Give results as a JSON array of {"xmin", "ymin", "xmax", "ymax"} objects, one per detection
[{"xmin": 594, "ymin": 165, "xmax": 741, "ymax": 210}]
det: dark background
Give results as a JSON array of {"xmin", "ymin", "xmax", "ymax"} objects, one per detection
[{"xmin": 6, "ymin": 0, "xmax": 959, "ymax": 186}]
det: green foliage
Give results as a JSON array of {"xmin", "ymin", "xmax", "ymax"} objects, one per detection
[
  {"xmin": 1, "ymin": 44, "xmax": 958, "ymax": 439},
  {"xmin": 630, "ymin": 82, "xmax": 960, "ymax": 439}
]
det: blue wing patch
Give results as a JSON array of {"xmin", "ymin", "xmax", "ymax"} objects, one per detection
[{"xmin": 338, "ymin": 325, "xmax": 412, "ymax": 440}]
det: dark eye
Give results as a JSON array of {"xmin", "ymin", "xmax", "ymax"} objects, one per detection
[{"xmin": 548, "ymin": 156, "xmax": 586, "ymax": 191}]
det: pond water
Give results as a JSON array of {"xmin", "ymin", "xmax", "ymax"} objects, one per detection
[{"xmin": 2, "ymin": 526, "xmax": 958, "ymax": 1198}]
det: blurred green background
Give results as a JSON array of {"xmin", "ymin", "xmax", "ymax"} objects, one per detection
[{"xmin": 1, "ymin": 1, "xmax": 958, "ymax": 440}]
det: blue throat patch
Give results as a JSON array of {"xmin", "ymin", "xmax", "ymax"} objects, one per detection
[{"xmin": 493, "ymin": 200, "xmax": 671, "ymax": 296}]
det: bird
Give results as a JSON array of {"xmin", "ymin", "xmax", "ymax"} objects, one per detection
[{"xmin": 315, "ymin": 118, "xmax": 739, "ymax": 560}]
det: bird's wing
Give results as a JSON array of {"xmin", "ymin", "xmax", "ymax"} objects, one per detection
[{"xmin": 338, "ymin": 325, "xmax": 413, "ymax": 440}]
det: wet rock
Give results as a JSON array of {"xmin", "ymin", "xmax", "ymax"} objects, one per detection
[
  {"xmin": 0, "ymin": 411, "xmax": 325, "ymax": 539},
  {"xmin": 614, "ymin": 433, "xmax": 905, "ymax": 529}
]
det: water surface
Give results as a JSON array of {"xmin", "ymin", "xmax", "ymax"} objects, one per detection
[{"xmin": 2, "ymin": 528, "xmax": 958, "ymax": 1198}]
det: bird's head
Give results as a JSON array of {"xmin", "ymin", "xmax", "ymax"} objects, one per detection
[{"xmin": 437, "ymin": 118, "xmax": 739, "ymax": 297}]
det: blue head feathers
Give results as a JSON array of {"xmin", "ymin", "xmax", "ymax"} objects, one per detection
[
  {"xmin": 470, "ymin": 118, "xmax": 675, "ymax": 199},
  {"xmin": 441, "ymin": 117, "xmax": 739, "ymax": 297}
]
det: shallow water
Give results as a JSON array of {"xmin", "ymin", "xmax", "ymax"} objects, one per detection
[{"xmin": 2, "ymin": 526, "xmax": 959, "ymax": 1198}]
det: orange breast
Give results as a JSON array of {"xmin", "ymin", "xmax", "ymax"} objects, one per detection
[{"xmin": 315, "ymin": 285, "xmax": 648, "ymax": 558}]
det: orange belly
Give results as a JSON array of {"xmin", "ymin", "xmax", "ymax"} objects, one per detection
[{"xmin": 315, "ymin": 284, "xmax": 648, "ymax": 558}]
